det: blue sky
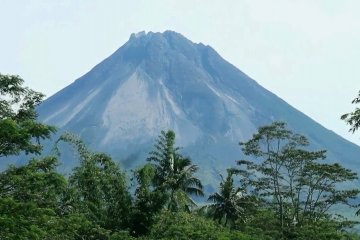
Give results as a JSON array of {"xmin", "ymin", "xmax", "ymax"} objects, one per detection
[{"xmin": 1, "ymin": 0, "xmax": 360, "ymax": 145}]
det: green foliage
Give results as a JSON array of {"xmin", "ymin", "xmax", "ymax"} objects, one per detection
[
  {"xmin": 130, "ymin": 164, "xmax": 167, "ymax": 236},
  {"xmin": 55, "ymin": 132, "xmax": 132, "ymax": 231},
  {"xmin": 342, "ymin": 91, "xmax": 360, "ymax": 218},
  {"xmin": 342, "ymin": 90, "xmax": 360, "ymax": 133},
  {"xmin": 69, "ymin": 152, "xmax": 132, "ymax": 230},
  {"xmin": 0, "ymin": 158, "xmax": 109, "ymax": 240},
  {"xmin": 208, "ymin": 169, "xmax": 258, "ymax": 227},
  {"xmin": 130, "ymin": 130, "xmax": 204, "ymax": 236},
  {"xmin": 109, "ymin": 231, "xmax": 137, "ymax": 240},
  {"xmin": 1, "ymin": 76, "xmax": 360, "ymax": 240},
  {"xmin": 238, "ymin": 122, "xmax": 359, "ymax": 238},
  {"xmin": 0, "ymin": 157, "xmax": 67, "ymax": 210},
  {"xmin": 291, "ymin": 220, "xmax": 352, "ymax": 240},
  {"xmin": 0, "ymin": 74, "xmax": 56, "ymax": 157},
  {"xmin": 52, "ymin": 213, "xmax": 110, "ymax": 240},
  {"xmin": 0, "ymin": 197, "xmax": 55, "ymax": 239},
  {"xmin": 239, "ymin": 209, "xmax": 283, "ymax": 240},
  {"xmin": 147, "ymin": 130, "xmax": 204, "ymax": 211},
  {"xmin": 238, "ymin": 209, "xmax": 359, "ymax": 240},
  {"xmin": 148, "ymin": 211, "xmax": 255, "ymax": 240}
]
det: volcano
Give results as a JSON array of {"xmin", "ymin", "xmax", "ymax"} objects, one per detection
[{"xmin": 36, "ymin": 31, "xmax": 360, "ymax": 189}]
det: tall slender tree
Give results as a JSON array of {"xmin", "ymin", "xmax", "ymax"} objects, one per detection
[
  {"xmin": 130, "ymin": 163, "xmax": 167, "ymax": 236},
  {"xmin": 208, "ymin": 169, "xmax": 256, "ymax": 227},
  {"xmin": 342, "ymin": 90, "xmax": 360, "ymax": 216},
  {"xmin": 147, "ymin": 130, "xmax": 204, "ymax": 211}
]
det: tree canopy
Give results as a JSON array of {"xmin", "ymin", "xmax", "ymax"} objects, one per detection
[
  {"xmin": 342, "ymin": 90, "xmax": 360, "ymax": 133},
  {"xmin": 147, "ymin": 130, "xmax": 204, "ymax": 211},
  {"xmin": 237, "ymin": 122, "xmax": 359, "ymax": 238},
  {"xmin": 1, "ymin": 74, "xmax": 360, "ymax": 239},
  {"xmin": 0, "ymin": 74, "xmax": 56, "ymax": 157}
]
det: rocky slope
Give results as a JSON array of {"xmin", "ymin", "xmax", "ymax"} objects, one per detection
[{"xmin": 36, "ymin": 31, "xmax": 360, "ymax": 190}]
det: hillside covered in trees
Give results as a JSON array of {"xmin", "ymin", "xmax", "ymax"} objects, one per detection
[{"xmin": 2, "ymin": 74, "xmax": 360, "ymax": 239}]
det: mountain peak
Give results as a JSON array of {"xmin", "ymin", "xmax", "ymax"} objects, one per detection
[
  {"xmin": 114, "ymin": 30, "xmax": 214, "ymax": 79},
  {"xmin": 128, "ymin": 30, "xmax": 192, "ymax": 42},
  {"xmin": 130, "ymin": 30, "xmax": 147, "ymax": 39},
  {"xmin": 37, "ymin": 31, "xmax": 360, "ymax": 183},
  {"xmin": 126, "ymin": 30, "xmax": 202, "ymax": 51}
]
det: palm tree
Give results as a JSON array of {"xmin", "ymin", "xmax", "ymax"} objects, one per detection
[
  {"xmin": 166, "ymin": 154, "xmax": 204, "ymax": 211},
  {"xmin": 207, "ymin": 169, "xmax": 247, "ymax": 227},
  {"xmin": 147, "ymin": 130, "xmax": 204, "ymax": 211}
]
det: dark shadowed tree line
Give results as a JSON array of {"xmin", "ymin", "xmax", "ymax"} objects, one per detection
[{"xmin": 1, "ymin": 73, "xmax": 360, "ymax": 239}]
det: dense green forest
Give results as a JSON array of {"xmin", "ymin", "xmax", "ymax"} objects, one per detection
[{"xmin": 1, "ymin": 73, "xmax": 360, "ymax": 239}]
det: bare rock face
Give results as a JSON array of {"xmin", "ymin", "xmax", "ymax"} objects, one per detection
[{"xmin": 37, "ymin": 31, "xmax": 360, "ymax": 189}]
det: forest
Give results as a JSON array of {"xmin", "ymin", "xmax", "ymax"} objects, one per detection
[{"xmin": 1, "ymin": 73, "xmax": 360, "ymax": 240}]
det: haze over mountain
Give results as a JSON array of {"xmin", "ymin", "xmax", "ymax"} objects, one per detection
[{"xmin": 36, "ymin": 30, "xmax": 360, "ymax": 189}]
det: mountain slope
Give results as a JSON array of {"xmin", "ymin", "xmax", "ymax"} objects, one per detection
[{"xmin": 36, "ymin": 31, "xmax": 360, "ymax": 188}]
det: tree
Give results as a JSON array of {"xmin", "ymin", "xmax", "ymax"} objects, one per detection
[
  {"xmin": 0, "ymin": 74, "xmax": 56, "ymax": 157},
  {"xmin": 55, "ymin": 132, "xmax": 132, "ymax": 231},
  {"xmin": 0, "ymin": 157, "xmax": 66, "ymax": 238},
  {"xmin": 0, "ymin": 197, "xmax": 58, "ymax": 239},
  {"xmin": 165, "ymin": 155, "xmax": 204, "ymax": 211},
  {"xmin": 148, "ymin": 211, "xmax": 255, "ymax": 240},
  {"xmin": 147, "ymin": 130, "xmax": 204, "ymax": 211},
  {"xmin": 342, "ymin": 91, "xmax": 360, "ymax": 217},
  {"xmin": 341, "ymin": 90, "xmax": 360, "ymax": 133},
  {"xmin": 147, "ymin": 130, "xmax": 178, "ymax": 188},
  {"xmin": 0, "ymin": 156, "xmax": 67, "ymax": 210},
  {"xmin": 208, "ymin": 169, "xmax": 257, "ymax": 227},
  {"xmin": 0, "ymin": 157, "xmax": 111, "ymax": 240},
  {"xmin": 130, "ymin": 163, "xmax": 167, "ymax": 236},
  {"xmin": 0, "ymin": 74, "xmax": 112, "ymax": 239},
  {"xmin": 238, "ymin": 208, "xmax": 359, "ymax": 240},
  {"xmin": 237, "ymin": 122, "xmax": 359, "ymax": 237}
]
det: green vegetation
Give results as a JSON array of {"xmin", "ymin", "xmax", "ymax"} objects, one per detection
[
  {"xmin": 0, "ymin": 74, "xmax": 56, "ymax": 157},
  {"xmin": 343, "ymin": 90, "xmax": 360, "ymax": 216},
  {"xmin": 147, "ymin": 130, "xmax": 204, "ymax": 212},
  {"xmin": 207, "ymin": 169, "xmax": 258, "ymax": 227},
  {"xmin": 236, "ymin": 122, "xmax": 359, "ymax": 239},
  {"xmin": 1, "ymin": 74, "xmax": 360, "ymax": 239},
  {"xmin": 342, "ymin": 90, "xmax": 360, "ymax": 133}
]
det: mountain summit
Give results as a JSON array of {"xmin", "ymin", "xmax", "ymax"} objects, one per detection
[{"xmin": 37, "ymin": 31, "xmax": 360, "ymax": 188}]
